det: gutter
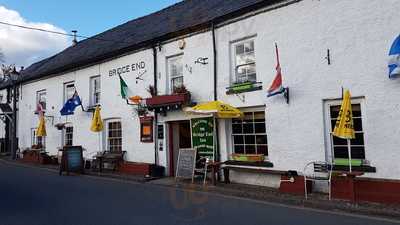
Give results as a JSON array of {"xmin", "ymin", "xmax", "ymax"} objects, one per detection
[
  {"xmin": 211, "ymin": 21, "xmax": 221, "ymax": 163},
  {"xmin": 153, "ymin": 46, "xmax": 159, "ymax": 166}
]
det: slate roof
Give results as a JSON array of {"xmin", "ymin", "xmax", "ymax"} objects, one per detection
[{"xmin": 2, "ymin": 0, "xmax": 285, "ymax": 88}]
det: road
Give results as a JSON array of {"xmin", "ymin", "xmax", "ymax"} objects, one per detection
[{"xmin": 0, "ymin": 161, "xmax": 398, "ymax": 225}]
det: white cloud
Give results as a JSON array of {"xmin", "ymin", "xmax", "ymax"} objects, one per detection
[{"xmin": 0, "ymin": 6, "xmax": 70, "ymax": 68}]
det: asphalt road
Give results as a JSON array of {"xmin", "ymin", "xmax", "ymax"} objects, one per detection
[{"xmin": 0, "ymin": 162, "xmax": 398, "ymax": 225}]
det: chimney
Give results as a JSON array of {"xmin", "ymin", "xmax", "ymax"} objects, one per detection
[{"xmin": 72, "ymin": 30, "xmax": 78, "ymax": 46}]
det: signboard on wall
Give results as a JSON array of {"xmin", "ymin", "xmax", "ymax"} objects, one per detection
[{"xmin": 191, "ymin": 117, "xmax": 214, "ymax": 159}]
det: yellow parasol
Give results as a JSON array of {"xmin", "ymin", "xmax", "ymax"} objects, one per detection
[
  {"xmin": 36, "ymin": 113, "xmax": 47, "ymax": 137},
  {"xmin": 184, "ymin": 101, "xmax": 243, "ymax": 119},
  {"xmin": 90, "ymin": 106, "xmax": 104, "ymax": 132},
  {"xmin": 333, "ymin": 89, "xmax": 355, "ymax": 172}
]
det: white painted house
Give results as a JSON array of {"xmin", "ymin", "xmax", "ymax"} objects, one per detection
[{"xmin": 1, "ymin": 0, "xmax": 400, "ymax": 190}]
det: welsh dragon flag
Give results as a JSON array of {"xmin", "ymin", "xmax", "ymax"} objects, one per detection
[{"xmin": 119, "ymin": 75, "xmax": 129, "ymax": 99}]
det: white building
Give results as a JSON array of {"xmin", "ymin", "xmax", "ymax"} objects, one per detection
[{"xmin": 1, "ymin": 0, "xmax": 400, "ymax": 191}]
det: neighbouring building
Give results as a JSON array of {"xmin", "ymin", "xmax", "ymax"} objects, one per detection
[{"xmin": 1, "ymin": 0, "xmax": 400, "ymax": 202}]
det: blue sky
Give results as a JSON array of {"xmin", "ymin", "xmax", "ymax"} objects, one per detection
[
  {"xmin": 0, "ymin": 1, "xmax": 180, "ymax": 67},
  {"xmin": 0, "ymin": 0, "xmax": 181, "ymax": 36}
]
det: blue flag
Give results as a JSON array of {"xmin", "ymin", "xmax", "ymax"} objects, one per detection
[
  {"xmin": 389, "ymin": 35, "xmax": 400, "ymax": 79},
  {"xmin": 60, "ymin": 91, "xmax": 82, "ymax": 116}
]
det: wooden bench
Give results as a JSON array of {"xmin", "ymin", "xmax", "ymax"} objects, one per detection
[
  {"xmin": 222, "ymin": 160, "xmax": 291, "ymax": 184},
  {"xmin": 96, "ymin": 151, "xmax": 127, "ymax": 172}
]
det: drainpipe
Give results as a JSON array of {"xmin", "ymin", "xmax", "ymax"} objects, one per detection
[
  {"xmin": 212, "ymin": 22, "xmax": 221, "ymax": 162},
  {"xmin": 153, "ymin": 46, "xmax": 158, "ymax": 166}
]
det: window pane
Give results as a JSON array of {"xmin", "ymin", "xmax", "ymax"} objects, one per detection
[
  {"xmin": 234, "ymin": 145, "xmax": 244, "ymax": 154},
  {"xmin": 244, "ymin": 41, "xmax": 254, "ymax": 52},
  {"xmin": 233, "ymin": 135, "xmax": 244, "ymax": 145},
  {"xmin": 244, "ymin": 135, "xmax": 255, "ymax": 145},
  {"xmin": 350, "ymin": 133, "xmax": 364, "ymax": 145},
  {"xmin": 256, "ymin": 135, "xmax": 267, "ymax": 145},
  {"xmin": 243, "ymin": 123, "xmax": 254, "ymax": 133},
  {"xmin": 254, "ymin": 123, "xmax": 266, "ymax": 133},
  {"xmin": 236, "ymin": 44, "xmax": 244, "ymax": 55},
  {"xmin": 245, "ymin": 145, "xmax": 256, "ymax": 154},
  {"xmin": 330, "ymin": 105, "xmax": 340, "ymax": 119},
  {"xmin": 256, "ymin": 145, "xmax": 268, "ymax": 155},
  {"xmin": 352, "ymin": 104, "xmax": 361, "ymax": 117},
  {"xmin": 353, "ymin": 118, "xmax": 363, "ymax": 131},
  {"xmin": 232, "ymin": 124, "xmax": 242, "ymax": 134},
  {"xmin": 350, "ymin": 146, "xmax": 365, "ymax": 159},
  {"xmin": 334, "ymin": 146, "xmax": 349, "ymax": 158},
  {"xmin": 332, "ymin": 135, "xmax": 347, "ymax": 145}
]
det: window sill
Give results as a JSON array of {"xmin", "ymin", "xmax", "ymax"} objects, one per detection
[
  {"xmin": 224, "ymin": 160, "xmax": 274, "ymax": 168},
  {"xmin": 226, "ymin": 81, "xmax": 262, "ymax": 95},
  {"xmin": 333, "ymin": 165, "xmax": 376, "ymax": 173}
]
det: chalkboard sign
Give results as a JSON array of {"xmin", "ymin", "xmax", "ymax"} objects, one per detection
[
  {"xmin": 175, "ymin": 148, "xmax": 197, "ymax": 182},
  {"xmin": 59, "ymin": 146, "xmax": 84, "ymax": 175},
  {"xmin": 191, "ymin": 117, "xmax": 214, "ymax": 159}
]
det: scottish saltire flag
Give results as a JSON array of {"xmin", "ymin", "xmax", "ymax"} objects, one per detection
[
  {"xmin": 389, "ymin": 35, "xmax": 400, "ymax": 79},
  {"xmin": 267, "ymin": 43, "xmax": 285, "ymax": 97},
  {"xmin": 60, "ymin": 91, "xmax": 82, "ymax": 116}
]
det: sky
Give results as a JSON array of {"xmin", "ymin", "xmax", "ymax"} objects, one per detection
[{"xmin": 0, "ymin": 0, "xmax": 180, "ymax": 68}]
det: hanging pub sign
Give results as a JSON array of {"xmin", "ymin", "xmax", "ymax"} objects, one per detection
[
  {"xmin": 389, "ymin": 35, "xmax": 400, "ymax": 79},
  {"xmin": 191, "ymin": 117, "xmax": 214, "ymax": 159},
  {"xmin": 140, "ymin": 116, "xmax": 153, "ymax": 143}
]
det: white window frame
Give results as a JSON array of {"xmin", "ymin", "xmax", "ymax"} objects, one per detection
[
  {"xmin": 231, "ymin": 111, "xmax": 268, "ymax": 156},
  {"xmin": 63, "ymin": 81, "xmax": 75, "ymax": 103},
  {"xmin": 105, "ymin": 119, "xmax": 122, "ymax": 152},
  {"xmin": 167, "ymin": 54, "xmax": 184, "ymax": 94},
  {"xmin": 63, "ymin": 125, "xmax": 73, "ymax": 146},
  {"xmin": 90, "ymin": 76, "xmax": 101, "ymax": 106},
  {"xmin": 323, "ymin": 98, "xmax": 367, "ymax": 162},
  {"xmin": 231, "ymin": 38, "xmax": 257, "ymax": 84},
  {"xmin": 36, "ymin": 90, "xmax": 46, "ymax": 111}
]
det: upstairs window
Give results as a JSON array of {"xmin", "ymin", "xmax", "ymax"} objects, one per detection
[
  {"xmin": 36, "ymin": 90, "xmax": 46, "ymax": 110},
  {"xmin": 232, "ymin": 39, "xmax": 256, "ymax": 83},
  {"xmin": 90, "ymin": 76, "xmax": 101, "ymax": 106},
  {"xmin": 64, "ymin": 82, "xmax": 75, "ymax": 102},
  {"xmin": 168, "ymin": 55, "xmax": 183, "ymax": 93}
]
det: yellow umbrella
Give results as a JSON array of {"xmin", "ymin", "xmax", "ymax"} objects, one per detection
[
  {"xmin": 36, "ymin": 113, "xmax": 47, "ymax": 137},
  {"xmin": 184, "ymin": 101, "xmax": 244, "ymax": 118},
  {"xmin": 90, "ymin": 106, "xmax": 104, "ymax": 132},
  {"xmin": 333, "ymin": 89, "xmax": 355, "ymax": 172}
]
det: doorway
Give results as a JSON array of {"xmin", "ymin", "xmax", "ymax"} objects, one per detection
[{"xmin": 168, "ymin": 120, "xmax": 192, "ymax": 176}]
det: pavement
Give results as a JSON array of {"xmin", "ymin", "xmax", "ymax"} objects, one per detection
[{"xmin": 0, "ymin": 159, "xmax": 400, "ymax": 225}]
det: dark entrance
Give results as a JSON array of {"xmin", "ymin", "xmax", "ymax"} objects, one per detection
[{"xmin": 168, "ymin": 120, "xmax": 192, "ymax": 176}]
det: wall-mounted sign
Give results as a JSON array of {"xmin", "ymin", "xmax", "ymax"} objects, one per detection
[
  {"xmin": 109, "ymin": 61, "xmax": 146, "ymax": 77},
  {"xmin": 140, "ymin": 116, "xmax": 153, "ymax": 143},
  {"xmin": 389, "ymin": 35, "xmax": 400, "ymax": 79},
  {"xmin": 191, "ymin": 117, "xmax": 214, "ymax": 159}
]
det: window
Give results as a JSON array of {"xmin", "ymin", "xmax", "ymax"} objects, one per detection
[
  {"xmin": 168, "ymin": 55, "xmax": 183, "ymax": 93},
  {"xmin": 90, "ymin": 76, "xmax": 101, "ymax": 106},
  {"xmin": 36, "ymin": 90, "xmax": 46, "ymax": 110},
  {"xmin": 232, "ymin": 111, "xmax": 268, "ymax": 155},
  {"xmin": 64, "ymin": 126, "xmax": 73, "ymax": 146},
  {"xmin": 106, "ymin": 120, "xmax": 122, "ymax": 152},
  {"xmin": 232, "ymin": 39, "xmax": 256, "ymax": 83},
  {"xmin": 326, "ymin": 100, "xmax": 365, "ymax": 159},
  {"xmin": 64, "ymin": 82, "xmax": 75, "ymax": 102}
]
